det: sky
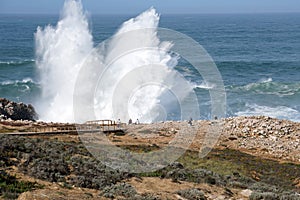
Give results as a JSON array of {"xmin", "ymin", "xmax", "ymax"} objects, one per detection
[{"xmin": 1, "ymin": 0, "xmax": 300, "ymax": 14}]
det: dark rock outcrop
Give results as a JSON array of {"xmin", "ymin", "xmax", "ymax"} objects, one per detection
[{"xmin": 0, "ymin": 98, "xmax": 38, "ymax": 121}]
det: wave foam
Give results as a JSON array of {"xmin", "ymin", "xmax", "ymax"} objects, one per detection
[
  {"xmin": 0, "ymin": 78, "xmax": 36, "ymax": 86},
  {"xmin": 194, "ymin": 81, "xmax": 215, "ymax": 89},
  {"xmin": 230, "ymin": 80, "xmax": 300, "ymax": 97},
  {"xmin": 236, "ymin": 104, "xmax": 300, "ymax": 122},
  {"xmin": 0, "ymin": 59, "xmax": 35, "ymax": 65}
]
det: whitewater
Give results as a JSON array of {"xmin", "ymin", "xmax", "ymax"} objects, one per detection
[{"xmin": 35, "ymin": 0, "xmax": 180, "ymax": 123}]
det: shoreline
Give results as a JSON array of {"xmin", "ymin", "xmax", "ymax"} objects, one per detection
[
  {"xmin": 1, "ymin": 115, "xmax": 299, "ymax": 164},
  {"xmin": 1, "ymin": 114, "xmax": 299, "ymax": 126}
]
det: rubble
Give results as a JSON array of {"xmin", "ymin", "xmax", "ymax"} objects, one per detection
[
  {"xmin": 0, "ymin": 98, "xmax": 38, "ymax": 121},
  {"xmin": 222, "ymin": 116, "xmax": 300, "ymax": 163}
]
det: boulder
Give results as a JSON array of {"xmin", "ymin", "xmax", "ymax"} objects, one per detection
[{"xmin": 0, "ymin": 98, "xmax": 38, "ymax": 121}]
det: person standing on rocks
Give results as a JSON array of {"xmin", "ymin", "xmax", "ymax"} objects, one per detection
[
  {"xmin": 135, "ymin": 119, "xmax": 140, "ymax": 125},
  {"xmin": 188, "ymin": 118, "xmax": 193, "ymax": 126}
]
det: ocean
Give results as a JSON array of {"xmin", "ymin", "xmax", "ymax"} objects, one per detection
[{"xmin": 0, "ymin": 11, "xmax": 300, "ymax": 122}]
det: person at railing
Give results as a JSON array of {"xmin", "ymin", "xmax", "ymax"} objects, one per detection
[{"xmin": 117, "ymin": 119, "xmax": 121, "ymax": 128}]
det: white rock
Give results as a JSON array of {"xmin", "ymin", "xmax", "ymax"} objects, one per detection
[{"xmin": 240, "ymin": 189, "xmax": 253, "ymax": 197}]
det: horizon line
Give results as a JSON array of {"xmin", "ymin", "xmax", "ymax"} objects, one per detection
[{"xmin": 1, "ymin": 11, "xmax": 300, "ymax": 16}]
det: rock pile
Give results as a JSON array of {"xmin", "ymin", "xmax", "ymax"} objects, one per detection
[
  {"xmin": 0, "ymin": 98, "xmax": 38, "ymax": 121},
  {"xmin": 222, "ymin": 116, "xmax": 300, "ymax": 162},
  {"xmin": 223, "ymin": 116, "xmax": 299, "ymax": 138}
]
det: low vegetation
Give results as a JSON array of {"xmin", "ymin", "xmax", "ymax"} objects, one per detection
[
  {"xmin": 0, "ymin": 170, "xmax": 42, "ymax": 199},
  {"xmin": 1, "ymin": 134, "xmax": 300, "ymax": 199}
]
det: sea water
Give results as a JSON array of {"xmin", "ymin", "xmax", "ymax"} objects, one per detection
[{"xmin": 0, "ymin": 1, "xmax": 299, "ymax": 122}]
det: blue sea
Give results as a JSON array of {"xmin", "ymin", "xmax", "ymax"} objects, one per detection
[{"xmin": 0, "ymin": 13, "xmax": 300, "ymax": 121}]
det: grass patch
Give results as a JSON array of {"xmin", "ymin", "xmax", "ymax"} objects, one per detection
[
  {"xmin": 178, "ymin": 149, "xmax": 248, "ymax": 176},
  {"xmin": 119, "ymin": 144, "xmax": 160, "ymax": 153},
  {"xmin": 139, "ymin": 171, "xmax": 164, "ymax": 178},
  {"xmin": 0, "ymin": 170, "xmax": 43, "ymax": 199},
  {"xmin": 178, "ymin": 149, "xmax": 300, "ymax": 191}
]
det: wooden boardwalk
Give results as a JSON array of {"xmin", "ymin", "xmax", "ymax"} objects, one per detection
[{"xmin": 1, "ymin": 119, "xmax": 125, "ymax": 136}]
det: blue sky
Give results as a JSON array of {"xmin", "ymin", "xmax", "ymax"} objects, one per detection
[{"xmin": 1, "ymin": 0, "xmax": 300, "ymax": 14}]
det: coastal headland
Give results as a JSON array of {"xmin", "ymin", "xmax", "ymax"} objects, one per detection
[{"xmin": 1, "ymin": 109, "xmax": 300, "ymax": 199}]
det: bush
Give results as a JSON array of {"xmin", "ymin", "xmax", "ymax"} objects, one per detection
[
  {"xmin": 22, "ymin": 157, "xmax": 70, "ymax": 182},
  {"xmin": 280, "ymin": 194, "xmax": 300, "ymax": 200},
  {"xmin": 132, "ymin": 194, "xmax": 160, "ymax": 200},
  {"xmin": 0, "ymin": 170, "xmax": 42, "ymax": 199},
  {"xmin": 249, "ymin": 192, "xmax": 280, "ymax": 200},
  {"xmin": 228, "ymin": 181, "xmax": 248, "ymax": 189},
  {"xmin": 249, "ymin": 182, "xmax": 280, "ymax": 193},
  {"xmin": 0, "ymin": 135, "xmax": 131, "ymax": 189},
  {"xmin": 177, "ymin": 188, "xmax": 206, "ymax": 200},
  {"xmin": 100, "ymin": 182, "xmax": 137, "ymax": 198},
  {"xmin": 67, "ymin": 156, "xmax": 130, "ymax": 189}
]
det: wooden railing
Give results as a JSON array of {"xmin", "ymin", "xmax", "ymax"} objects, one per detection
[{"xmin": 2, "ymin": 120, "xmax": 124, "ymax": 136}]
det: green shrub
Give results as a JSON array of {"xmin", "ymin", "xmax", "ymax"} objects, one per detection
[
  {"xmin": 100, "ymin": 182, "xmax": 137, "ymax": 198},
  {"xmin": 177, "ymin": 188, "xmax": 206, "ymax": 200},
  {"xmin": 0, "ymin": 170, "xmax": 43, "ymax": 199},
  {"xmin": 249, "ymin": 192, "xmax": 280, "ymax": 200}
]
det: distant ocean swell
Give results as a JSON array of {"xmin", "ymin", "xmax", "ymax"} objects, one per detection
[
  {"xmin": 0, "ymin": 78, "xmax": 40, "ymax": 103},
  {"xmin": 228, "ymin": 79, "xmax": 300, "ymax": 97},
  {"xmin": 0, "ymin": 59, "xmax": 35, "ymax": 67}
]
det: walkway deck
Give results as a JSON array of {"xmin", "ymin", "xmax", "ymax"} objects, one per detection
[{"xmin": 1, "ymin": 119, "xmax": 125, "ymax": 136}]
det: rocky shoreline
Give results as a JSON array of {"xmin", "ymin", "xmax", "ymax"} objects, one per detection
[
  {"xmin": 222, "ymin": 116, "xmax": 300, "ymax": 163},
  {"xmin": 1, "ymin": 115, "xmax": 299, "ymax": 164},
  {"xmin": 0, "ymin": 99, "xmax": 300, "ymax": 199},
  {"xmin": 0, "ymin": 98, "xmax": 38, "ymax": 121}
]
